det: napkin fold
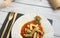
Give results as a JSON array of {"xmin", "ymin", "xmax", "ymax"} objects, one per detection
[{"xmin": 0, "ymin": 12, "xmax": 52, "ymax": 38}]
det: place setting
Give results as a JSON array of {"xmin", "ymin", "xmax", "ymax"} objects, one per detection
[
  {"xmin": 0, "ymin": 0, "xmax": 60, "ymax": 38},
  {"xmin": 0, "ymin": 11, "xmax": 54, "ymax": 38},
  {"xmin": 0, "ymin": 12, "xmax": 23, "ymax": 38}
]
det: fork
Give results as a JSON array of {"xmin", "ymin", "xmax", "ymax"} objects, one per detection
[
  {"xmin": 1, "ymin": 12, "xmax": 14, "ymax": 38},
  {"xmin": 6, "ymin": 13, "xmax": 18, "ymax": 38}
]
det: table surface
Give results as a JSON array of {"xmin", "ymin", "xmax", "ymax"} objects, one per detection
[{"xmin": 0, "ymin": 0, "xmax": 60, "ymax": 38}]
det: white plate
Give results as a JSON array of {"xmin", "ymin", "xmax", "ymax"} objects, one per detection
[{"xmin": 12, "ymin": 14, "xmax": 54, "ymax": 38}]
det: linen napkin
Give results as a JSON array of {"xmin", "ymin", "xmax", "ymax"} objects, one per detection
[{"xmin": 0, "ymin": 12, "xmax": 23, "ymax": 38}]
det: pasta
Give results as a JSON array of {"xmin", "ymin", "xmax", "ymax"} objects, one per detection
[{"xmin": 20, "ymin": 16, "xmax": 44, "ymax": 38}]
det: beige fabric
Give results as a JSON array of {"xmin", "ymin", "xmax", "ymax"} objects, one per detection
[{"xmin": 50, "ymin": 0, "xmax": 60, "ymax": 9}]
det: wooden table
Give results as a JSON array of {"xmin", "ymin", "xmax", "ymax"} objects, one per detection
[{"xmin": 0, "ymin": 0, "xmax": 60, "ymax": 38}]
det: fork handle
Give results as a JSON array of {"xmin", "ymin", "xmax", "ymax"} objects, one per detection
[{"xmin": 1, "ymin": 20, "xmax": 10, "ymax": 38}]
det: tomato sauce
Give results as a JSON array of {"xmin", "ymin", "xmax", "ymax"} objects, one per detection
[{"xmin": 20, "ymin": 20, "xmax": 44, "ymax": 38}]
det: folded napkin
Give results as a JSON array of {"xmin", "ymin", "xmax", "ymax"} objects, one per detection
[
  {"xmin": 0, "ymin": 12, "xmax": 23, "ymax": 38},
  {"xmin": 0, "ymin": 12, "xmax": 52, "ymax": 38}
]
